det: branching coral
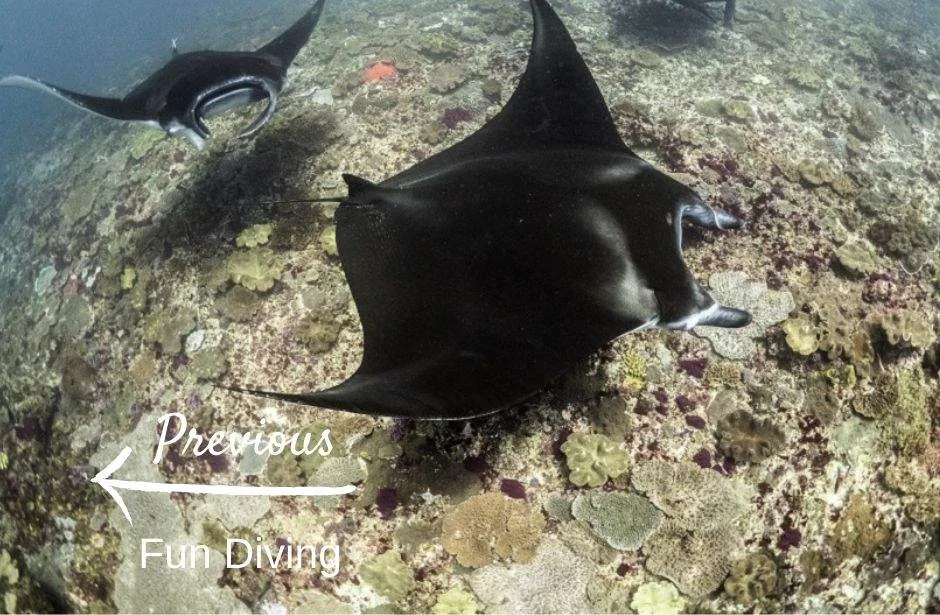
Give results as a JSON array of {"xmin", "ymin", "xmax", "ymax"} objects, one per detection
[
  {"xmin": 561, "ymin": 432, "xmax": 629, "ymax": 487},
  {"xmin": 441, "ymin": 492, "xmax": 545, "ymax": 567}
]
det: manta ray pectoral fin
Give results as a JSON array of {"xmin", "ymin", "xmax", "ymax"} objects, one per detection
[
  {"xmin": 0, "ymin": 75, "xmax": 146, "ymax": 121},
  {"xmin": 343, "ymin": 174, "xmax": 379, "ymax": 197},
  {"xmin": 257, "ymin": 0, "xmax": 326, "ymax": 68}
]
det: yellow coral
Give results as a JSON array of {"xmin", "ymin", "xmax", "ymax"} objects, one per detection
[
  {"xmin": 782, "ymin": 316, "xmax": 819, "ymax": 355},
  {"xmin": 235, "ymin": 223, "xmax": 273, "ymax": 248},
  {"xmin": 360, "ymin": 550, "xmax": 415, "ymax": 602},
  {"xmin": 442, "ymin": 492, "xmax": 545, "ymax": 567},
  {"xmin": 630, "ymin": 581, "xmax": 684, "ymax": 615},
  {"xmin": 432, "ymin": 587, "xmax": 479, "ymax": 615},
  {"xmin": 561, "ymin": 432, "xmax": 629, "ymax": 487}
]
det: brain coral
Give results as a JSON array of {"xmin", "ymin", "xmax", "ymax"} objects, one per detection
[
  {"xmin": 561, "ymin": 432, "xmax": 630, "ymax": 487},
  {"xmin": 724, "ymin": 552, "xmax": 779, "ymax": 606},
  {"xmin": 441, "ymin": 492, "xmax": 545, "ymax": 568}
]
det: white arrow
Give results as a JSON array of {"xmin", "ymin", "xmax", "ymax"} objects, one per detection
[{"xmin": 92, "ymin": 447, "xmax": 356, "ymax": 524}]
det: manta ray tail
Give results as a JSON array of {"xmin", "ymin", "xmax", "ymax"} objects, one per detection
[
  {"xmin": 258, "ymin": 0, "xmax": 326, "ymax": 67},
  {"xmin": 0, "ymin": 75, "xmax": 145, "ymax": 121}
]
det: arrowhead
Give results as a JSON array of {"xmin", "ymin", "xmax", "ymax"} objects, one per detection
[{"xmin": 91, "ymin": 446, "xmax": 133, "ymax": 524}]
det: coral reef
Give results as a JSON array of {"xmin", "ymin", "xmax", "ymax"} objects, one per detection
[
  {"xmin": 716, "ymin": 410, "xmax": 786, "ymax": 463},
  {"xmin": 561, "ymin": 432, "xmax": 630, "ymax": 487},
  {"xmin": 359, "ymin": 551, "xmax": 415, "ymax": 603},
  {"xmin": 570, "ymin": 491, "xmax": 662, "ymax": 550},
  {"xmin": 630, "ymin": 580, "xmax": 685, "ymax": 615},
  {"xmin": 441, "ymin": 492, "xmax": 545, "ymax": 568}
]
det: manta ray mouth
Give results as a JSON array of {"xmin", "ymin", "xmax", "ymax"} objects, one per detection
[{"xmin": 192, "ymin": 77, "xmax": 279, "ymax": 141}]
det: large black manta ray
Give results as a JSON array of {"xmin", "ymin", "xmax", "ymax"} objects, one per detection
[
  {"xmin": 228, "ymin": 0, "xmax": 751, "ymax": 419},
  {"xmin": 0, "ymin": 0, "xmax": 325, "ymax": 149}
]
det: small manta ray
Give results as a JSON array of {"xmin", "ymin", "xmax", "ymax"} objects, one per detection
[
  {"xmin": 0, "ymin": 0, "xmax": 325, "ymax": 149},
  {"xmin": 227, "ymin": 0, "xmax": 751, "ymax": 419},
  {"xmin": 671, "ymin": 0, "xmax": 736, "ymax": 26}
]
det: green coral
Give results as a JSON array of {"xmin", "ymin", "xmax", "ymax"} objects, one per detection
[
  {"xmin": 143, "ymin": 308, "xmax": 197, "ymax": 355},
  {"xmin": 570, "ymin": 491, "xmax": 662, "ymax": 550},
  {"xmin": 872, "ymin": 367, "xmax": 930, "ymax": 456},
  {"xmin": 214, "ymin": 286, "xmax": 262, "ymax": 322},
  {"xmin": 360, "ymin": 551, "xmax": 415, "ymax": 602},
  {"xmin": 835, "ymin": 238, "xmax": 879, "ymax": 276},
  {"xmin": 621, "ymin": 349, "xmax": 647, "ymax": 387},
  {"xmin": 57, "ymin": 295, "xmax": 94, "ymax": 340},
  {"xmin": 0, "ymin": 550, "xmax": 17, "ymax": 614},
  {"xmin": 431, "ymin": 587, "xmax": 479, "ymax": 615},
  {"xmin": 630, "ymin": 581, "xmax": 684, "ymax": 615},
  {"xmin": 120, "ymin": 267, "xmax": 136, "ymax": 291},
  {"xmin": 296, "ymin": 312, "xmax": 344, "ymax": 353},
  {"xmin": 225, "ymin": 248, "xmax": 284, "ymax": 292},
  {"xmin": 782, "ymin": 316, "xmax": 819, "ymax": 355},
  {"xmin": 182, "ymin": 348, "xmax": 228, "ymax": 381},
  {"xmin": 724, "ymin": 552, "xmax": 778, "ymax": 606},
  {"xmin": 266, "ymin": 452, "xmax": 304, "ymax": 487},
  {"xmin": 561, "ymin": 433, "xmax": 629, "ymax": 487},
  {"xmin": 876, "ymin": 309, "xmax": 936, "ymax": 350},
  {"xmin": 235, "ymin": 223, "xmax": 273, "ymax": 248}
]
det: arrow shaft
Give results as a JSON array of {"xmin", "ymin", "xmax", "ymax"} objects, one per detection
[{"xmin": 104, "ymin": 479, "xmax": 355, "ymax": 497}]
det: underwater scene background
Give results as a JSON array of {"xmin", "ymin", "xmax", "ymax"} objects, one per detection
[{"xmin": 0, "ymin": 0, "xmax": 937, "ymax": 612}]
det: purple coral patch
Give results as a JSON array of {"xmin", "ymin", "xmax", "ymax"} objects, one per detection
[
  {"xmin": 500, "ymin": 478, "xmax": 526, "ymax": 500},
  {"xmin": 684, "ymin": 414, "xmax": 706, "ymax": 430},
  {"xmin": 463, "ymin": 456, "xmax": 490, "ymax": 475},
  {"xmin": 678, "ymin": 357, "xmax": 708, "ymax": 378},
  {"xmin": 376, "ymin": 487, "xmax": 398, "ymax": 519},
  {"xmin": 442, "ymin": 107, "xmax": 473, "ymax": 129},
  {"xmin": 692, "ymin": 448, "xmax": 712, "ymax": 468}
]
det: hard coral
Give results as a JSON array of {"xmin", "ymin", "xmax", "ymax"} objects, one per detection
[
  {"xmin": 431, "ymin": 587, "xmax": 479, "ymax": 615},
  {"xmin": 716, "ymin": 410, "xmax": 785, "ymax": 464},
  {"xmin": 631, "ymin": 460, "xmax": 752, "ymax": 531},
  {"xmin": 469, "ymin": 537, "xmax": 592, "ymax": 613},
  {"xmin": 441, "ymin": 492, "xmax": 545, "ymax": 568},
  {"xmin": 570, "ymin": 491, "xmax": 662, "ymax": 550},
  {"xmin": 359, "ymin": 550, "xmax": 415, "ymax": 603},
  {"xmin": 561, "ymin": 432, "xmax": 630, "ymax": 487},
  {"xmin": 224, "ymin": 248, "xmax": 283, "ymax": 292},
  {"xmin": 630, "ymin": 581, "xmax": 684, "ymax": 615},
  {"xmin": 724, "ymin": 552, "xmax": 778, "ymax": 606},
  {"xmin": 644, "ymin": 518, "xmax": 742, "ymax": 599}
]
